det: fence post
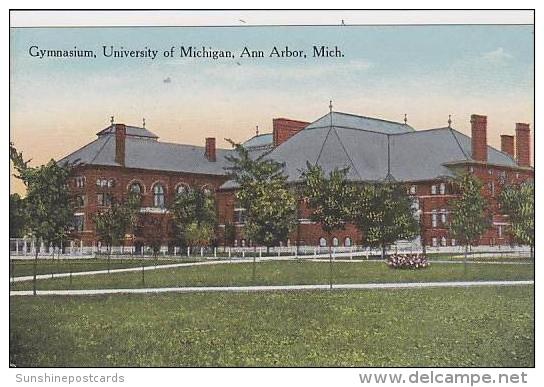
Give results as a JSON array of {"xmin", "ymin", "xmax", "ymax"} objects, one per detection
[
  {"xmin": 350, "ymin": 246, "xmax": 353, "ymax": 260},
  {"xmin": 228, "ymin": 247, "xmax": 231, "ymax": 261},
  {"xmin": 200, "ymin": 247, "xmax": 204, "ymax": 258},
  {"xmin": 259, "ymin": 247, "xmax": 262, "ymax": 259},
  {"xmin": 187, "ymin": 246, "xmax": 190, "ymax": 258},
  {"xmin": 142, "ymin": 263, "xmax": 145, "ymax": 285},
  {"xmin": 242, "ymin": 250, "xmax": 245, "ymax": 258},
  {"xmin": 278, "ymin": 248, "xmax": 281, "ymax": 258}
]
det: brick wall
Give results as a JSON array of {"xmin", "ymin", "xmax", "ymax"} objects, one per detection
[
  {"xmin": 69, "ymin": 165, "xmax": 228, "ymax": 245},
  {"xmin": 272, "ymin": 118, "xmax": 309, "ymax": 147}
]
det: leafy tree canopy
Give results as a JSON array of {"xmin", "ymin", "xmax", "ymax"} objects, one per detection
[
  {"xmin": 299, "ymin": 162, "xmax": 354, "ymax": 235},
  {"xmin": 225, "ymin": 140, "xmax": 296, "ymax": 247},
  {"xmin": 10, "ymin": 142, "xmax": 73, "ymax": 246},
  {"xmin": 499, "ymin": 181, "xmax": 534, "ymax": 247},
  {"xmin": 448, "ymin": 173, "xmax": 490, "ymax": 247},
  {"xmin": 353, "ymin": 181, "xmax": 419, "ymax": 250}
]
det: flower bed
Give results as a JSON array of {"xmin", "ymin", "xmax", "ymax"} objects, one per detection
[{"xmin": 386, "ymin": 254, "xmax": 430, "ymax": 270}]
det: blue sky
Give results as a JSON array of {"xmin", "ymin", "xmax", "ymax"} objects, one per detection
[{"xmin": 10, "ymin": 25, "xmax": 534, "ymax": 185}]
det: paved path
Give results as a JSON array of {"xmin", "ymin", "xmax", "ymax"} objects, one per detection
[{"xmin": 9, "ymin": 280, "xmax": 534, "ymax": 296}]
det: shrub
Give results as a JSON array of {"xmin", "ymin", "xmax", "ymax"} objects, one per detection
[{"xmin": 386, "ymin": 254, "xmax": 430, "ymax": 270}]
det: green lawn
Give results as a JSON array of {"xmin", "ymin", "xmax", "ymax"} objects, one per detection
[
  {"xmin": 10, "ymin": 261, "xmax": 534, "ymax": 291},
  {"xmin": 9, "ymin": 258, "xmax": 202, "ymax": 277},
  {"xmin": 9, "ymin": 286, "xmax": 534, "ymax": 367}
]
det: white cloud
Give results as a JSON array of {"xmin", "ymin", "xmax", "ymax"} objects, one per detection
[{"xmin": 482, "ymin": 47, "xmax": 513, "ymax": 62}]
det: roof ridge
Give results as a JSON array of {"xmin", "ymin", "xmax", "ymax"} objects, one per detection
[
  {"xmin": 447, "ymin": 128, "xmax": 471, "ymax": 160},
  {"xmin": 305, "ymin": 124, "xmax": 402, "ymax": 135},
  {"xmin": 314, "ymin": 125, "xmax": 334, "ymax": 166},
  {"xmin": 332, "ymin": 127, "xmax": 363, "ymax": 179},
  {"xmin": 332, "ymin": 111, "xmax": 414, "ymax": 129},
  {"xmin": 89, "ymin": 134, "xmax": 114, "ymax": 165}
]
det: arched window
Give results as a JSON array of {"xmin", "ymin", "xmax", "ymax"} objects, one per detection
[
  {"xmin": 344, "ymin": 237, "xmax": 352, "ymax": 247},
  {"xmin": 130, "ymin": 182, "xmax": 143, "ymax": 194},
  {"xmin": 153, "ymin": 184, "xmax": 165, "ymax": 208},
  {"xmin": 176, "ymin": 184, "xmax": 190, "ymax": 196},
  {"xmin": 319, "ymin": 237, "xmax": 327, "ymax": 247},
  {"xmin": 332, "ymin": 237, "xmax": 339, "ymax": 247},
  {"xmin": 440, "ymin": 236, "xmax": 447, "ymax": 246}
]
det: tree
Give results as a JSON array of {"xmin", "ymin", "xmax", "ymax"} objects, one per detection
[
  {"xmin": 10, "ymin": 193, "xmax": 27, "ymax": 238},
  {"xmin": 94, "ymin": 193, "xmax": 140, "ymax": 260},
  {"xmin": 353, "ymin": 181, "xmax": 419, "ymax": 259},
  {"xmin": 170, "ymin": 188, "xmax": 217, "ymax": 252},
  {"xmin": 499, "ymin": 181, "xmax": 534, "ymax": 258},
  {"xmin": 448, "ymin": 173, "xmax": 490, "ymax": 270},
  {"xmin": 300, "ymin": 162, "xmax": 354, "ymax": 289},
  {"xmin": 10, "ymin": 143, "xmax": 74, "ymax": 295},
  {"xmin": 225, "ymin": 140, "xmax": 297, "ymax": 253}
]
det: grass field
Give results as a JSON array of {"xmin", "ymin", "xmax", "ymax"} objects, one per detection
[
  {"xmin": 10, "ymin": 260, "xmax": 534, "ymax": 291},
  {"xmin": 9, "ymin": 286, "xmax": 534, "ymax": 367},
  {"xmin": 9, "ymin": 258, "xmax": 201, "ymax": 277}
]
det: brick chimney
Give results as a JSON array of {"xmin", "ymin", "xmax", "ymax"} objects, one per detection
[
  {"xmin": 115, "ymin": 124, "xmax": 126, "ymax": 166},
  {"xmin": 500, "ymin": 135, "xmax": 515, "ymax": 158},
  {"xmin": 273, "ymin": 118, "xmax": 309, "ymax": 147},
  {"xmin": 515, "ymin": 123, "xmax": 531, "ymax": 167},
  {"xmin": 205, "ymin": 137, "xmax": 216, "ymax": 162},
  {"xmin": 470, "ymin": 114, "xmax": 487, "ymax": 162}
]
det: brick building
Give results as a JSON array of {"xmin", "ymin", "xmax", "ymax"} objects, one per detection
[{"xmin": 60, "ymin": 111, "xmax": 533, "ymax": 251}]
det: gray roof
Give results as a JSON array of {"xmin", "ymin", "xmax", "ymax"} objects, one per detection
[
  {"xmin": 60, "ymin": 134, "xmax": 231, "ymax": 175},
  {"xmin": 58, "ymin": 112, "xmax": 523, "ymax": 189},
  {"xmin": 96, "ymin": 125, "xmax": 159, "ymax": 139},
  {"xmin": 243, "ymin": 133, "xmax": 273, "ymax": 148},
  {"xmin": 220, "ymin": 116, "xmax": 520, "ymax": 188},
  {"xmin": 305, "ymin": 111, "xmax": 414, "ymax": 134}
]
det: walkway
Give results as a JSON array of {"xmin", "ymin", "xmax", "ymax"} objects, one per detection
[{"xmin": 9, "ymin": 280, "xmax": 534, "ymax": 296}]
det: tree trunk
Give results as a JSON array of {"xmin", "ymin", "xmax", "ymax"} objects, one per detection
[
  {"xmin": 252, "ymin": 245, "xmax": 257, "ymax": 283},
  {"xmin": 464, "ymin": 244, "xmax": 468, "ymax": 275},
  {"xmin": 328, "ymin": 233, "xmax": 333, "ymax": 290},
  {"xmin": 33, "ymin": 248, "xmax": 38, "ymax": 296}
]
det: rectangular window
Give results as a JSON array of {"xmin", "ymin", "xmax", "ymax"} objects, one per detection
[
  {"xmin": 432, "ymin": 237, "xmax": 438, "ymax": 247},
  {"xmin": 431, "ymin": 185, "xmax": 437, "ymax": 195},
  {"xmin": 75, "ymin": 195, "xmax": 86, "ymax": 207},
  {"xmin": 97, "ymin": 193, "xmax": 112, "ymax": 206},
  {"xmin": 73, "ymin": 214, "xmax": 84, "ymax": 232},
  {"xmin": 439, "ymin": 183, "xmax": 446, "ymax": 195},
  {"xmin": 451, "ymin": 239, "xmax": 456, "ymax": 246},
  {"xmin": 234, "ymin": 208, "xmax": 247, "ymax": 224},
  {"xmin": 409, "ymin": 185, "xmax": 417, "ymax": 195},
  {"xmin": 498, "ymin": 225, "xmax": 503, "ymax": 238},
  {"xmin": 441, "ymin": 211, "xmax": 447, "ymax": 224},
  {"xmin": 431, "ymin": 211, "xmax": 438, "ymax": 228}
]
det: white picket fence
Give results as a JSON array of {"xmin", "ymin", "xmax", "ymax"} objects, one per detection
[{"xmin": 9, "ymin": 238, "xmax": 531, "ymax": 260}]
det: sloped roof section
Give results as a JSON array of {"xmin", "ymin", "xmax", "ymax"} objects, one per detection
[
  {"xmin": 243, "ymin": 133, "xmax": 273, "ymax": 148},
  {"xmin": 96, "ymin": 125, "xmax": 159, "ymax": 140},
  {"xmin": 305, "ymin": 111, "xmax": 414, "ymax": 134},
  {"xmin": 60, "ymin": 134, "xmax": 231, "ymax": 175}
]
